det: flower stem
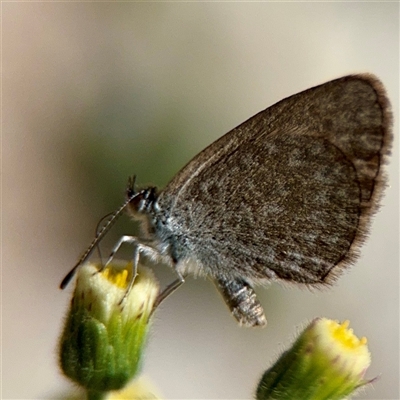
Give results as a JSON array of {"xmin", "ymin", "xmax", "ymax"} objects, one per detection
[{"xmin": 86, "ymin": 389, "xmax": 107, "ymax": 400}]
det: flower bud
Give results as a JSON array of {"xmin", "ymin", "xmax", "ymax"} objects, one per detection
[
  {"xmin": 59, "ymin": 261, "xmax": 159, "ymax": 393},
  {"xmin": 256, "ymin": 318, "xmax": 372, "ymax": 400}
]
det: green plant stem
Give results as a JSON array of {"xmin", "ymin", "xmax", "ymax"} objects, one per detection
[{"xmin": 86, "ymin": 389, "xmax": 107, "ymax": 400}]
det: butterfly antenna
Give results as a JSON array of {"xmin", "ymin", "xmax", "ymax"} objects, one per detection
[
  {"xmin": 94, "ymin": 211, "xmax": 116, "ymax": 262},
  {"xmin": 59, "ymin": 190, "xmax": 138, "ymax": 289}
]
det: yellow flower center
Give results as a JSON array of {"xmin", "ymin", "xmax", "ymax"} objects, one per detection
[
  {"xmin": 313, "ymin": 318, "xmax": 371, "ymax": 378},
  {"xmin": 101, "ymin": 263, "xmax": 131, "ymax": 289},
  {"xmin": 328, "ymin": 319, "xmax": 368, "ymax": 350}
]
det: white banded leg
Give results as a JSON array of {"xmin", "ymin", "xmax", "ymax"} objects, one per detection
[
  {"xmin": 99, "ymin": 235, "xmax": 161, "ymax": 304},
  {"xmin": 100, "ymin": 235, "xmax": 187, "ymax": 310},
  {"xmin": 153, "ymin": 272, "xmax": 186, "ymax": 311}
]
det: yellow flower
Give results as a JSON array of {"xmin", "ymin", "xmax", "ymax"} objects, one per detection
[
  {"xmin": 59, "ymin": 261, "xmax": 159, "ymax": 393},
  {"xmin": 314, "ymin": 319, "xmax": 370, "ymax": 381},
  {"xmin": 256, "ymin": 318, "xmax": 372, "ymax": 400}
]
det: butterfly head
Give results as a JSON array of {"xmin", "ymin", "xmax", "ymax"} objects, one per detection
[{"xmin": 126, "ymin": 175, "xmax": 158, "ymax": 216}]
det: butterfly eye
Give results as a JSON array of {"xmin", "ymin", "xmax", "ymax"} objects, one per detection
[{"xmin": 127, "ymin": 187, "xmax": 157, "ymax": 215}]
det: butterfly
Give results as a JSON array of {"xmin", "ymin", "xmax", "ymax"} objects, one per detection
[{"xmin": 61, "ymin": 74, "xmax": 392, "ymax": 327}]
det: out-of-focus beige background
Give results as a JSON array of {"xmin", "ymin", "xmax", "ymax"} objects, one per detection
[{"xmin": 2, "ymin": 3, "xmax": 399, "ymax": 400}]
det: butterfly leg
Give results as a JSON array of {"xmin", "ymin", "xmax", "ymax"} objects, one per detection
[
  {"xmin": 215, "ymin": 277, "xmax": 267, "ymax": 327},
  {"xmin": 99, "ymin": 235, "xmax": 138, "ymax": 270},
  {"xmin": 118, "ymin": 240, "xmax": 157, "ymax": 305},
  {"xmin": 95, "ymin": 235, "xmax": 137, "ymax": 277},
  {"xmin": 98, "ymin": 235, "xmax": 161, "ymax": 305},
  {"xmin": 153, "ymin": 272, "xmax": 186, "ymax": 311},
  {"xmin": 100, "ymin": 235, "xmax": 187, "ymax": 310}
]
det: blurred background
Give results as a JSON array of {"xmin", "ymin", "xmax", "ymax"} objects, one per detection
[{"xmin": 2, "ymin": 3, "xmax": 399, "ymax": 399}]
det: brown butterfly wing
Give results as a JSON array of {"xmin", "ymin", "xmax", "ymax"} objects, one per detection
[{"xmin": 157, "ymin": 74, "xmax": 392, "ymax": 285}]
